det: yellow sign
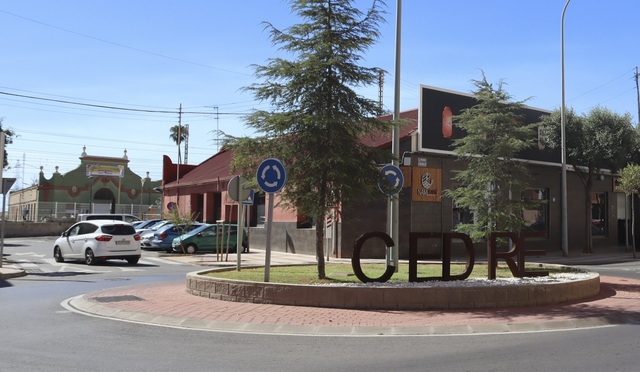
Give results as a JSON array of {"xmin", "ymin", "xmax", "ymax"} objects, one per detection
[
  {"xmin": 86, "ymin": 164, "xmax": 124, "ymax": 177},
  {"xmin": 412, "ymin": 167, "xmax": 441, "ymax": 202}
]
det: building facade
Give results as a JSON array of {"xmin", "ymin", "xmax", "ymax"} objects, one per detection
[
  {"xmin": 8, "ymin": 147, "xmax": 162, "ymax": 221},
  {"xmin": 159, "ymin": 85, "xmax": 627, "ymax": 258}
]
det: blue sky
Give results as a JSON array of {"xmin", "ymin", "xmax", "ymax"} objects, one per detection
[{"xmin": 1, "ymin": 0, "xmax": 639, "ymax": 190}]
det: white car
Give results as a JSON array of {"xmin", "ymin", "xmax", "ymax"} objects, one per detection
[{"xmin": 53, "ymin": 220, "xmax": 141, "ymax": 265}]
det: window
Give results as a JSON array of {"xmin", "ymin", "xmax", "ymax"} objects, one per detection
[
  {"xmin": 522, "ymin": 188, "xmax": 548, "ymax": 235},
  {"xmin": 101, "ymin": 224, "xmax": 135, "ymax": 235},
  {"xmin": 297, "ymin": 214, "xmax": 314, "ymax": 229},
  {"xmin": 452, "ymin": 205, "xmax": 474, "ymax": 229},
  {"xmin": 591, "ymin": 192, "xmax": 607, "ymax": 236}
]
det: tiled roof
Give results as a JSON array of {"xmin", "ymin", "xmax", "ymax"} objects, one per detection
[
  {"xmin": 164, "ymin": 109, "xmax": 420, "ymax": 187},
  {"xmin": 163, "ymin": 149, "xmax": 237, "ymax": 189},
  {"xmin": 360, "ymin": 109, "xmax": 418, "ymax": 148}
]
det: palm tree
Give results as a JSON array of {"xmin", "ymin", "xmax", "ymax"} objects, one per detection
[{"xmin": 169, "ymin": 124, "xmax": 188, "ymax": 164}]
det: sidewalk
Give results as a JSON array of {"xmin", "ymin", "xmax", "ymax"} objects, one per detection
[
  {"xmin": 67, "ymin": 248, "xmax": 640, "ymax": 336},
  {"xmin": 5, "ymin": 247, "xmax": 640, "ymax": 335}
]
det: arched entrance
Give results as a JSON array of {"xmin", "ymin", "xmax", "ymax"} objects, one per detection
[{"xmin": 92, "ymin": 188, "xmax": 116, "ymax": 213}]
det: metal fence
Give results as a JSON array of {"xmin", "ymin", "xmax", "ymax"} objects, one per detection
[{"xmin": 19, "ymin": 201, "xmax": 162, "ymax": 222}]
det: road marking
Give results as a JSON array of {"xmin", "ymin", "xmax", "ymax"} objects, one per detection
[
  {"xmin": 141, "ymin": 257, "xmax": 185, "ymax": 265},
  {"xmin": 12, "ymin": 252, "xmax": 46, "ymax": 258},
  {"xmin": 58, "ymin": 265, "xmax": 109, "ymax": 274}
]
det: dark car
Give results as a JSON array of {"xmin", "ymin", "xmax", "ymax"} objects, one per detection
[
  {"xmin": 171, "ymin": 223, "xmax": 247, "ymax": 254},
  {"xmin": 149, "ymin": 223, "xmax": 202, "ymax": 252}
]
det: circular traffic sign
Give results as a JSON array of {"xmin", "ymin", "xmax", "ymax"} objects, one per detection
[
  {"xmin": 256, "ymin": 158, "xmax": 287, "ymax": 193},
  {"xmin": 378, "ymin": 164, "xmax": 404, "ymax": 195},
  {"xmin": 227, "ymin": 175, "xmax": 251, "ymax": 202}
]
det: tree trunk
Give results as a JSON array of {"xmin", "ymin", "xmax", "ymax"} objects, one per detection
[
  {"xmin": 584, "ymin": 180, "xmax": 593, "ymax": 254},
  {"xmin": 632, "ymin": 194, "xmax": 637, "ymax": 259},
  {"xmin": 315, "ymin": 217, "xmax": 326, "ymax": 279}
]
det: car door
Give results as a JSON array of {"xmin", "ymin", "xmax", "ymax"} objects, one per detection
[
  {"xmin": 69, "ymin": 223, "xmax": 94, "ymax": 255},
  {"xmin": 58, "ymin": 224, "xmax": 80, "ymax": 256},
  {"xmin": 197, "ymin": 226, "xmax": 218, "ymax": 251}
]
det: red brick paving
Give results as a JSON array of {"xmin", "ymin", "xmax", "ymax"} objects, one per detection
[{"xmin": 79, "ymin": 276, "xmax": 640, "ymax": 331}]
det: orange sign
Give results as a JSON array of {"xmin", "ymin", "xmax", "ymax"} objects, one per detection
[{"xmin": 412, "ymin": 167, "xmax": 441, "ymax": 202}]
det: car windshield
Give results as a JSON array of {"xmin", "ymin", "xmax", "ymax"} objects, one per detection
[
  {"xmin": 135, "ymin": 220, "xmax": 157, "ymax": 229},
  {"xmin": 101, "ymin": 224, "xmax": 136, "ymax": 235},
  {"xmin": 188, "ymin": 224, "xmax": 211, "ymax": 235},
  {"xmin": 189, "ymin": 224, "xmax": 238, "ymax": 236},
  {"xmin": 149, "ymin": 221, "xmax": 169, "ymax": 230}
]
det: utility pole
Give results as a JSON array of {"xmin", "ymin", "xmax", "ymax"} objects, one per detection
[
  {"xmin": 184, "ymin": 124, "xmax": 189, "ymax": 164},
  {"xmin": 215, "ymin": 106, "xmax": 219, "ymax": 153},
  {"xmin": 635, "ymin": 66, "xmax": 639, "ymax": 127},
  {"xmin": 390, "ymin": 0, "xmax": 402, "ymax": 270},
  {"xmin": 377, "ymin": 69, "xmax": 384, "ymax": 110},
  {"xmin": 177, "ymin": 104, "xmax": 183, "ymax": 165}
]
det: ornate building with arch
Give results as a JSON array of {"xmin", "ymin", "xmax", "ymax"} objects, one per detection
[{"xmin": 8, "ymin": 147, "xmax": 161, "ymax": 221}]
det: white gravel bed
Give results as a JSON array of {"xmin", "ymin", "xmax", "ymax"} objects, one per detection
[{"xmin": 325, "ymin": 272, "xmax": 593, "ymax": 288}]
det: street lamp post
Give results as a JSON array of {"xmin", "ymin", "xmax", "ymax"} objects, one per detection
[
  {"xmin": 140, "ymin": 177, "xmax": 146, "ymax": 219},
  {"xmin": 88, "ymin": 176, "xmax": 94, "ymax": 214},
  {"xmin": 560, "ymin": 0, "xmax": 571, "ymax": 257}
]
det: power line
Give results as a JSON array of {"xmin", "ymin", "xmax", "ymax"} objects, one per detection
[{"xmin": 0, "ymin": 90, "xmax": 251, "ymax": 116}]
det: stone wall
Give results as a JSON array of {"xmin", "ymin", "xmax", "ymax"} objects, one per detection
[
  {"xmin": 186, "ymin": 268, "xmax": 601, "ymax": 310},
  {"xmin": 1, "ymin": 221, "xmax": 73, "ymax": 238}
]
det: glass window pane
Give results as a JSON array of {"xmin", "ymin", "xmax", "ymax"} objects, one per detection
[
  {"xmin": 522, "ymin": 189, "xmax": 548, "ymax": 235},
  {"xmin": 591, "ymin": 192, "xmax": 607, "ymax": 236}
]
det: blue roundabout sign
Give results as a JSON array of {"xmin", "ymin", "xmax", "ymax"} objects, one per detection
[
  {"xmin": 257, "ymin": 158, "xmax": 287, "ymax": 193},
  {"xmin": 378, "ymin": 164, "xmax": 404, "ymax": 196}
]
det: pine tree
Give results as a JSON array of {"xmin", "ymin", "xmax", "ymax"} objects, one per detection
[
  {"xmin": 225, "ymin": 0, "xmax": 392, "ymax": 279},
  {"xmin": 444, "ymin": 74, "xmax": 537, "ymax": 242}
]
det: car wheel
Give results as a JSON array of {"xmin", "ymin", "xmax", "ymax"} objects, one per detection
[
  {"xmin": 185, "ymin": 244, "xmax": 198, "ymax": 254},
  {"xmin": 85, "ymin": 249, "xmax": 96, "ymax": 265},
  {"xmin": 126, "ymin": 257, "xmax": 139, "ymax": 265},
  {"xmin": 53, "ymin": 246, "xmax": 64, "ymax": 263}
]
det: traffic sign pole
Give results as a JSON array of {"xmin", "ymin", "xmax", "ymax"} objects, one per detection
[
  {"xmin": 256, "ymin": 158, "xmax": 287, "ymax": 282},
  {"xmin": 377, "ymin": 164, "xmax": 404, "ymax": 270},
  {"xmin": 264, "ymin": 193, "xmax": 274, "ymax": 282},
  {"xmin": 0, "ymin": 133, "xmax": 5, "ymax": 268},
  {"xmin": 227, "ymin": 175, "xmax": 253, "ymax": 271}
]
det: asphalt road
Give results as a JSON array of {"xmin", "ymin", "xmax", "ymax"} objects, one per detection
[{"xmin": 2, "ymin": 237, "xmax": 639, "ymax": 371}]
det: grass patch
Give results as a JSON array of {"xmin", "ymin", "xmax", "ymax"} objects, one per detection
[{"xmin": 202, "ymin": 263, "xmax": 572, "ymax": 285}]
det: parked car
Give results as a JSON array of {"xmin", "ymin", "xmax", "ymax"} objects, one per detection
[
  {"xmin": 150, "ymin": 223, "xmax": 203, "ymax": 252},
  {"xmin": 76, "ymin": 213, "xmax": 141, "ymax": 223},
  {"xmin": 53, "ymin": 220, "xmax": 141, "ymax": 265},
  {"xmin": 136, "ymin": 220, "xmax": 168, "ymax": 235},
  {"xmin": 138, "ymin": 220, "xmax": 171, "ymax": 246},
  {"xmin": 133, "ymin": 219, "xmax": 162, "ymax": 230},
  {"xmin": 172, "ymin": 223, "xmax": 248, "ymax": 254}
]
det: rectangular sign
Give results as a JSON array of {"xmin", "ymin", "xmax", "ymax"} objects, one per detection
[
  {"xmin": 86, "ymin": 164, "xmax": 124, "ymax": 177},
  {"xmin": 412, "ymin": 167, "xmax": 442, "ymax": 202},
  {"xmin": 419, "ymin": 85, "xmax": 559, "ymax": 164}
]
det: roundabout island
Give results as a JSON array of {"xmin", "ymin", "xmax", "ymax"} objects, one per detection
[{"xmin": 185, "ymin": 266, "xmax": 600, "ymax": 310}]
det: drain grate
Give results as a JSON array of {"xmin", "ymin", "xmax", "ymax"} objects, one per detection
[{"xmin": 94, "ymin": 295, "xmax": 144, "ymax": 303}]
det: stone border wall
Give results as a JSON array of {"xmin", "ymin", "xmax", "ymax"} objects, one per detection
[
  {"xmin": 186, "ymin": 268, "xmax": 601, "ymax": 310},
  {"xmin": 3, "ymin": 221, "xmax": 72, "ymax": 238}
]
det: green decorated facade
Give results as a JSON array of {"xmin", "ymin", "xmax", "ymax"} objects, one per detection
[{"xmin": 8, "ymin": 147, "xmax": 162, "ymax": 221}]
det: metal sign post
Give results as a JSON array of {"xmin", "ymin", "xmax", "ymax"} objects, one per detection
[
  {"xmin": 256, "ymin": 158, "xmax": 287, "ymax": 282},
  {"xmin": 227, "ymin": 176, "xmax": 251, "ymax": 271},
  {"xmin": 377, "ymin": 164, "xmax": 404, "ymax": 270},
  {"xmin": 0, "ymin": 132, "xmax": 5, "ymax": 268},
  {"xmin": 0, "ymin": 177, "xmax": 16, "ymax": 268}
]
